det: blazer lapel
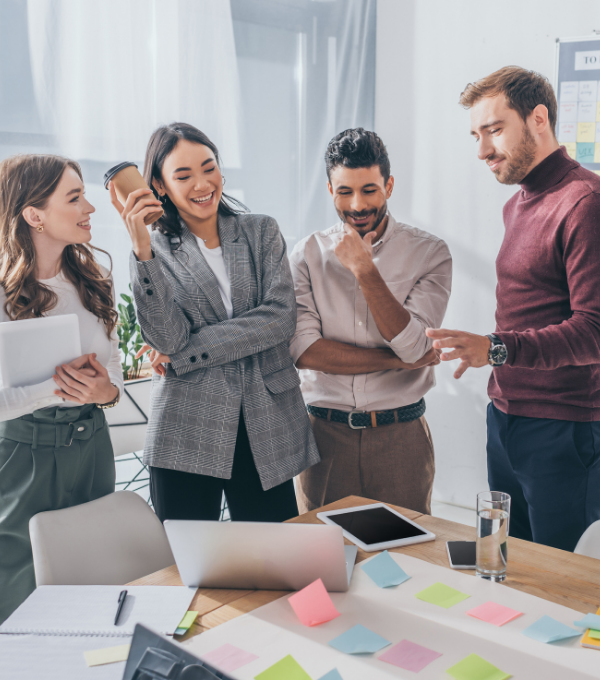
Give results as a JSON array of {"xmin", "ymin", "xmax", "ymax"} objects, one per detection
[
  {"xmin": 173, "ymin": 226, "xmax": 228, "ymax": 322},
  {"xmin": 220, "ymin": 214, "xmax": 251, "ymax": 317}
]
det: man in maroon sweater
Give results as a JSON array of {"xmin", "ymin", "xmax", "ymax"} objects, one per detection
[{"xmin": 427, "ymin": 66, "xmax": 600, "ymax": 552}]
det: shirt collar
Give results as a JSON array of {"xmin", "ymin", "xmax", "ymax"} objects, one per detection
[{"xmin": 519, "ymin": 146, "xmax": 578, "ymax": 197}]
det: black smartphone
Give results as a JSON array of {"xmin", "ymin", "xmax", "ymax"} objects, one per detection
[{"xmin": 446, "ymin": 541, "xmax": 476, "ymax": 569}]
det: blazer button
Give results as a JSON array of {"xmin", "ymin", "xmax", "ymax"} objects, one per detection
[
  {"xmin": 201, "ymin": 352, "xmax": 209, "ymax": 360},
  {"xmin": 190, "ymin": 356, "xmax": 197, "ymax": 363},
  {"xmin": 143, "ymin": 277, "xmax": 150, "ymax": 284},
  {"xmin": 146, "ymin": 289, "xmax": 153, "ymax": 295}
]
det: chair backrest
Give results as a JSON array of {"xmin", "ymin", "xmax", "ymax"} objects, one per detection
[
  {"xmin": 574, "ymin": 519, "xmax": 600, "ymax": 559},
  {"xmin": 105, "ymin": 378, "xmax": 152, "ymax": 457},
  {"xmin": 29, "ymin": 491, "xmax": 175, "ymax": 586}
]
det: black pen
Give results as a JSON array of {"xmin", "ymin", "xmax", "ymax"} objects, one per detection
[{"xmin": 114, "ymin": 589, "xmax": 127, "ymax": 625}]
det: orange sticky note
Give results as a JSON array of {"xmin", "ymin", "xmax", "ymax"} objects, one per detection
[
  {"xmin": 581, "ymin": 605, "xmax": 600, "ymax": 650},
  {"xmin": 288, "ymin": 578, "xmax": 340, "ymax": 627}
]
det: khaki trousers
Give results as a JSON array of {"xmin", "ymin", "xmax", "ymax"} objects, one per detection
[{"xmin": 296, "ymin": 414, "xmax": 435, "ymax": 514}]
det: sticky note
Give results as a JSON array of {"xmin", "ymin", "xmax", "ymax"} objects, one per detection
[
  {"xmin": 522, "ymin": 615, "xmax": 581, "ymax": 643},
  {"xmin": 596, "ymin": 101, "xmax": 600, "ymax": 122},
  {"xmin": 328, "ymin": 624, "xmax": 391, "ymax": 654},
  {"xmin": 574, "ymin": 613, "xmax": 600, "ymax": 629},
  {"xmin": 202, "ymin": 644, "xmax": 259, "ymax": 673},
  {"xmin": 564, "ymin": 142, "xmax": 577, "ymax": 159},
  {"xmin": 594, "ymin": 142, "xmax": 600, "ymax": 164},
  {"xmin": 360, "ymin": 551, "xmax": 411, "ymax": 588},
  {"xmin": 446, "ymin": 653, "xmax": 511, "ymax": 680},
  {"xmin": 318, "ymin": 670, "xmax": 344, "ymax": 680},
  {"xmin": 558, "ymin": 122, "xmax": 577, "ymax": 143},
  {"xmin": 588, "ymin": 629, "xmax": 600, "ymax": 639},
  {"xmin": 174, "ymin": 610, "xmax": 198, "ymax": 635},
  {"xmin": 288, "ymin": 578, "xmax": 340, "ymax": 627},
  {"xmin": 577, "ymin": 122, "xmax": 595, "ymax": 143},
  {"xmin": 466, "ymin": 601, "xmax": 522, "ymax": 627},
  {"xmin": 378, "ymin": 639, "xmax": 442, "ymax": 672},
  {"xmin": 84, "ymin": 643, "xmax": 130, "ymax": 667},
  {"xmin": 577, "ymin": 142, "xmax": 595, "ymax": 163},
  {"xmin": 255, "ymin": 655, "xmax": 311, "ymax": 680},
  {"xmin": 579, "ymin": 101, "xmax": 597, "ymax": 123},
  {"xmin": 415, "ymin": 582, "xmax": 470, "ymax": 609}
]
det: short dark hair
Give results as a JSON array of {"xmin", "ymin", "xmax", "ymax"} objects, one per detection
[
  {"xmin": 325, "ymin": 128, "xmax": 391, "ymax": 183},
  {"xmin": 459, "ymin": 66, "xmax": 557, "ymax": 135}
]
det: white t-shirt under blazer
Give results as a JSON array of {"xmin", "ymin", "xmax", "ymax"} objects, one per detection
[
  {"xmin": 195, "ymin": 235, "xmax": 234, "ymax": 320},
  {"xmin": 0, "ymin": 270, "xmax": 124, "ymax": 423}
]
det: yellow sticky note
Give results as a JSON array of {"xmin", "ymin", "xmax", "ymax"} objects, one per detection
[
  {"xmin": 596, "ymin": 102, "xmax": 600, "ymax": 122},
  {"xmin": 177, "ymin": 610, "xmax": 198, "ymax": 630},
  {"xmin": 581, "ymin": 605, "xmax": 600, "ymax": 649},
  {"xmin": 564, "ymin": 142, "xmax": 577, "ymax": 160},
  {"xmin": 595, "ymin": 144, "xmax": 600, "ymax": 164},
  {"xmin": 84, "ymin": 643, "xmax": 130, "ymax": 667},
  {"xmin": 577, "ymin": 122, "xmax": 595, "ymax": 143}
]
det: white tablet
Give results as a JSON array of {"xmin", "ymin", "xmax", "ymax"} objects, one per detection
[
  {"xmin": 317, "ymin": 503, "xmax": 436, "ymax": 552},
  {"xmin": 0, "ymin": 314, "xmax": 81, "ymax": 388}
]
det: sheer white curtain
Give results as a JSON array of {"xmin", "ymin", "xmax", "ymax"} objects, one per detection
[{"xmin": 26, "ymin": 0, "xmax": 241, "ymax": 166}]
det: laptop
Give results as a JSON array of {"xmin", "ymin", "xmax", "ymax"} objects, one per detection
[
  {"xmin": 0, "ymin": 314, "xmax": 81, "ymax": 388},
  {"xmin": 164, "ymin": 520, "xmax": 358, "ymax": 592}
]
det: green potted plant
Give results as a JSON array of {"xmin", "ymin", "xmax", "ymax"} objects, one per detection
[{"xmin": 117, "ymin": 285, "xmax": 149, "ymax": 380}]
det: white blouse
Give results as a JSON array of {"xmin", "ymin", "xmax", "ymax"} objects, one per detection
[{"xmin": 0, "ymin": 271, "xmax": 124, "ymax": 423}]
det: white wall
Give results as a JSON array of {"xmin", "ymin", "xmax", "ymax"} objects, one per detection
[{"xmin": 376, "ymin": 0, "xmax": 600, "ymax": 509}]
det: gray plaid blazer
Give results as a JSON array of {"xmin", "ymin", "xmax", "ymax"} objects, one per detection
[{"xmin": 129, "ymin": 213, "xmax": 320, "ymax": 490}]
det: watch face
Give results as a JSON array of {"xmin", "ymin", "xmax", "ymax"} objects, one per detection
[{"xmin": 490, "ymin": 345, "xmax": 507, "ymax": 366}]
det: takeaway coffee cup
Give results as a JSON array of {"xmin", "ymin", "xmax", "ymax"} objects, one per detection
[{"xmin": 104, "ymin": 162, "xmax": 164, "ymax": 225}]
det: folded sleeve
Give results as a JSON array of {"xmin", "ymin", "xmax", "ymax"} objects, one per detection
[
  {"xmin": 288, "ymin": 240, "xmax": 323, "ymax": 363},
  {"xmin": 385, "ymin": 238, "xmax": 453, "ymax": 363}
]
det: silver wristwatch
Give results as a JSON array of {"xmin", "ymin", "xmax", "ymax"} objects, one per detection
[{"xmin": 486, "ymin": 334, "xmax": 507, "ymax": 367}]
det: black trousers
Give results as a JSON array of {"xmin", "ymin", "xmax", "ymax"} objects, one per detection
[
  {"xmin": 149, "ymin": 415, "xmax": 298, "ymax": 523},
  {"xmin": 487, "ymin": 402, "xmax": 600, "ymax": 552}
]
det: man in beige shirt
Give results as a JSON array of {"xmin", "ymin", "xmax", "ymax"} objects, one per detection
[{"xmin": 289, "ymin": 128, "xmax": 452, "ymax": 513}]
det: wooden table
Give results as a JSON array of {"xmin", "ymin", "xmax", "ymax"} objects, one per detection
[{"xmin": 130, "ymin": 495, "xmax": 600, "ymax": 642}]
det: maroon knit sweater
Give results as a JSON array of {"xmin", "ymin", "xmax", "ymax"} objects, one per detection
[{"xmin": 490, "ymin": 146, "xmax": 600, "ymax": 421}]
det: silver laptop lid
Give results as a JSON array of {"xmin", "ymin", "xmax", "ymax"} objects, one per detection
[{"xmin": 164, "ymin": 520, "xmax": 353, "ymax": 592}]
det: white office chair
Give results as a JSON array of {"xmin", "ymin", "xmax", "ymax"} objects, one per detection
[
  {"xmin": 29, "ymin": 491, "xmax": 175, "ymax": 586},
  {"xmin": 574, "ymin": 520, "xmax": 600, "ymax": 559}
]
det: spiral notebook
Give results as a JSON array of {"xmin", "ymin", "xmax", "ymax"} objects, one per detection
[{"xmin": 0, "ymin": 586, "xmax": 196, "ymax": 637}]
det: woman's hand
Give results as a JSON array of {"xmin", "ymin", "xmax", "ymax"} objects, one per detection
[
  {"xmin": 108, "ymin": 182, "xmax": 161, "ymax": 262},
  {"xmin": 53, "ymin": 353, "xmax": 119, "ymax": 405},
  {"xmin": 135, "ymin": 344, "xmax": 170, "ymax": 377}
]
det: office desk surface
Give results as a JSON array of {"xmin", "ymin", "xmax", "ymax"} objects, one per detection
[{"xmin": 129, "ymin": 495, "xmax": 600, "ymax": 642}]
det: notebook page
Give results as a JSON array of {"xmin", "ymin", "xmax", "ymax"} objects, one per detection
[{"xmin": 0, "ymin": 586, "xmax": 196, "ymax": 637}]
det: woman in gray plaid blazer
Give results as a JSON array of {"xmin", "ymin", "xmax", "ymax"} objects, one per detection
[{"xmin": 110, "ymin": 123, "xmax": 319, "ymax": 522}]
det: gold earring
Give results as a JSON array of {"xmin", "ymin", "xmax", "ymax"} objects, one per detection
[{"xmin": 36, "ymin": 225, "xmax": 44, "ymax": 233}]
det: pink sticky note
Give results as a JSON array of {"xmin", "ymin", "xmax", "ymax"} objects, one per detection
[
  {"xmin": 379, "ymin": 639, "xmax": 442, "ymax": 672},
  {"xmin": 466, "ymin": 601, "xmax": 523, "ymax": 627},
  {"xmin": 201, "ymin": 644, "xmax": 259, "ymax": 672},
  {"xmin": 288, "ymin": 578, "xmax": 341, "ymax": 627}
]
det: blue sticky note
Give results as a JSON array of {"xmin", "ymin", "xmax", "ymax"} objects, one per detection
[
  {"xmin": 360, "ymin": 551, "xmax": 411, "ymax": 588},
  {"xmin": 329, "ymin": 624, "xmax": 391, "ymax": 654},
  {"xmin": 577, "ymin": 142, "xmax": 594, "ymax": 163},
  {"xmin": 522, "ymin": 615, "xmax": 581, "ymax": 643},
  {"xmin": 574, "ymin": 613, "xmax": 600, "ymax": 629},
  {"xmin": 318, "ymin": 670, "xmax": 343, "ymax": 680}
]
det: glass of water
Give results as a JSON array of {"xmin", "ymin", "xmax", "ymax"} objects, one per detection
[{"xmin": 476, "ymin": 491, "xmax": 511, "ymax": 582}]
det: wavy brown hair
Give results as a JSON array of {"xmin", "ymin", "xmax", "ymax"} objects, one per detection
[{"xmin": 0, "ymin": 154, "xmax": 117, "ymax": 336}]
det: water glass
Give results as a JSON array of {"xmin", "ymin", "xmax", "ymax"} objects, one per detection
[{"xmin": 476, "ymin": 491, "xmax": 511, "ymax": 582}]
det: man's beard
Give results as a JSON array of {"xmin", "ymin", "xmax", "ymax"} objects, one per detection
[
  {"xmin": 338, "ymin": 202, "xmax": 388, "ymax": 237},
  {"xmin": 491, "ymin": 125, "xmax": 537, "ymax": 185}
]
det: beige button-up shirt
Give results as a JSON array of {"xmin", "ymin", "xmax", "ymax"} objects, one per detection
[{"xmin": 289, "ymin": 214, "xmax": 452, "ymax": 412}]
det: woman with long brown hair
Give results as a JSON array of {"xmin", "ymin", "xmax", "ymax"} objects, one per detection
[{"xmin": 0, "ymin": 154, "xmax": 123, "ymax": 622}]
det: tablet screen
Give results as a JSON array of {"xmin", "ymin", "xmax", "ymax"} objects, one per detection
[{"xmin": 327, "ymin": 507, "xmax": 427, "ymax": 545}]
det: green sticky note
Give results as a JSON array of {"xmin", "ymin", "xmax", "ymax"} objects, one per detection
[
  {"xmin": 176, "ymin": 611, "xmax": 198, "ymax": 631},
  {"xmin": 255, "ymin": 655, "xmax": 311, "ymax": 680},
  {"xmin": 415, "ymin": 582, "xmax": 470, "ymax": 609},
  {"xmin": 447, "ymin": 653, "xmax": 511, "ymax": 680},
  {"xmin": 588, "ymin": 629, "xmax": 600, "ymax": 639}
]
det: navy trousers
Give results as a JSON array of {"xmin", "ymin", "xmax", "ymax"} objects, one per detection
[{"xmin": 486, "ymin": 402, "xmax": 600, "ymax": 552}]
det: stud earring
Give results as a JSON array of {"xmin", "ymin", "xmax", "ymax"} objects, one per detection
[{"xmin": 36, "ymin": 225, "xmax": 44, "ymax": 233}]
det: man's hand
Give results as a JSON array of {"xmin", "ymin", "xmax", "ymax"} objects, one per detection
[
  {"xmin": 401, "ymin": 347, "xmax": 441, "ymax": 370},
  {"xmin": 425, "ymin": 328, "xmax": 491, "ymax": 379},
  {"xmin": 334, "ymin": 224, "xmax": 377, "ymax": 277}
]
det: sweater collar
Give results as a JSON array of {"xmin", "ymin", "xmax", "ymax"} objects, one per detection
[{"xmin": 520, "ymin": 146, "xmax": 578, "ymax": 197}]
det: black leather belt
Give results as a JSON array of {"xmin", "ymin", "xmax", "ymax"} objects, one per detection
[{"xmin": 307, "ymin": 399, "xmax": 425, "ymax": 429}]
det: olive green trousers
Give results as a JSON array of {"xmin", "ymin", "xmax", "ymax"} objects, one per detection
[{"xmin": 0, "ymin": 404, "xmax": 115, "ymax": 623}]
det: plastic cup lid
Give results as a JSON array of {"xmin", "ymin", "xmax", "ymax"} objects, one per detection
[{"xmin": 103, "ymin": 162, "xmax": 138, "ymax": 189}]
